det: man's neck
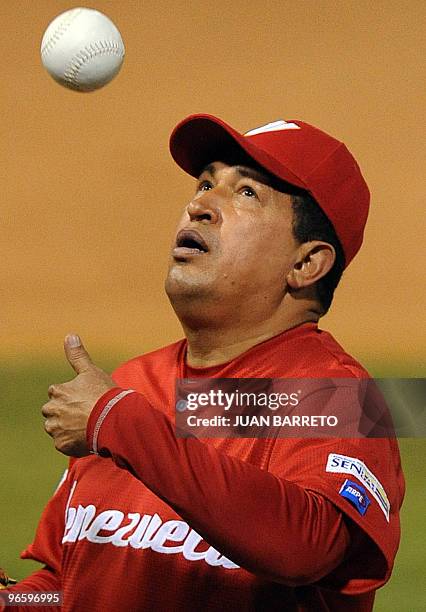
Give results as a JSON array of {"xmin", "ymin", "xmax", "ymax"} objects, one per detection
[{"xmin": 183, "ymin": 310, "xmax": 318, "ymax": 367}]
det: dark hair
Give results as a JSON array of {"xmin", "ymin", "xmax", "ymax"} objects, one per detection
[{"xmin": 291, "ymin": 191, "xmax": 345, "ymax": 314}]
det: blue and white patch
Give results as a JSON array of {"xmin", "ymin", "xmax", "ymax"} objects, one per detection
[
  {"xmin": 326, "ymin": 453, "xmax": 390, "ymax": 521},
  {"xmin": 339, "ymin": 479, "xmax": 371, "ymax": 516}
]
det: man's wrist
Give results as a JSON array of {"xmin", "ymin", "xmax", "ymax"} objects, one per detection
[{"xmin": 87, "ymin": 388, "xmax": 136, "ymax": 455}]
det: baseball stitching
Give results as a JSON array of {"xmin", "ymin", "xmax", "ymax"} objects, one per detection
[
  {"xmin": 41, "ymin": 8, "xmax": 83, "ymax": 57},
  {"xmin": 63, "ymin": 41, "xmax": 125, "ymax": 90}
]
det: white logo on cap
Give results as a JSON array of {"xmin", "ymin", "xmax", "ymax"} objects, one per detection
[{"xmin": 244, "ymin": 120, "xmax": 301, "ymax": 137}]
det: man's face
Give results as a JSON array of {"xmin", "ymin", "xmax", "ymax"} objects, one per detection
[{"xmin": 165, "ymin": 161, "xmax": 300, "ymax": 315}]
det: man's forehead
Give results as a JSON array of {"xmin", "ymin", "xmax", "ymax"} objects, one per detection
[{"xmin": 199, "ymin": 161, "xmax": 273, "ymax": 185}]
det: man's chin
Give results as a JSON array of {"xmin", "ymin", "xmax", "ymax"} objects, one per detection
[
  {"xmin": 165, "ymin": 265, "xmax": 206, "ymax": 296},
  {"xmin": 165, "ymin": 266, "xmax": 213, "ymax": 300}
]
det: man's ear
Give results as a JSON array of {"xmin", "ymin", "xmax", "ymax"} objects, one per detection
[{"xmin": 286, "ymin": 241, "xmax": 336, "ymax": 290}]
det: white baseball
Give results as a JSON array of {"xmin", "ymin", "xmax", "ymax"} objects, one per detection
[{"xmin": 40, "ymin": 7, "xmax": 125, "ymax": 92}]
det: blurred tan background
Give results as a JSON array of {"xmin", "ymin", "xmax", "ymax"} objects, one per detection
[
  {"xmin": 1, "ymin": 2, "xmax": 425, "ymax": 609},
  {"xmin": 1, "ymin": 0, "xmax": 424, "ymax": 369}
]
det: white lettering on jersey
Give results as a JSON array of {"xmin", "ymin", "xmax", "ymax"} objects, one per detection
[
  {"xmin": 65, "ymin": 479, "xmax": 77, "ymax": 518},
  {"xmin": 326, "ymin": 453, "xmax": 390, "ymax": 521},
  {"xmin": 65, "ymin": 504, "xmax": 95, "ymax": 542},
  {"xmin": 86, "ymin": 510, "xmax": 124, "ymax": 544},
  {"xmin": 244, "ymin": 120, "xmax": 300, "ymax": 137},
  {"xmin": 62, "ymin": 497, "xmax": 239, "ymax": 570},
  {"xmin": 150, "ymin": 519, "xmax": 189, "ymax": 554},
  {"xmin": 112, "ymin": 513, "xmax": 141, "ymax": 547},
  {"xmin": 54, "ymin": 469, "xmax": 69, "ymax": 494},
  {"xmin": 182, "ymin": 530, "xmax": 207, "ymax": 561},
  {"xmin": 127, "ymin": 513, "xmax": 155, "ymax": 549}
]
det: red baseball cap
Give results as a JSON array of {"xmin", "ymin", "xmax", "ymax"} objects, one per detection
[{"xmin": 169, "ymin": 114, "xmax": 370, "ymax": 267}]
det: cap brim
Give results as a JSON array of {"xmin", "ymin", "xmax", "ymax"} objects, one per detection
[{"xmin": 169, "ymin": 114, "xmax": 306, "ymax": 189}]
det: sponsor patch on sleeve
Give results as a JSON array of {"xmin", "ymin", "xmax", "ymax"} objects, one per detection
[
  {"xmin": 339, "ymin": 479, "xmax": 370, "ymax": 516},
  {"xmin": 326, "ymin": 453, "xmax": 390, "ymax": 521}
]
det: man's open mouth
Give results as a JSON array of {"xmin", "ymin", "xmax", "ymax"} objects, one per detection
[{"xmin": 173, "ymin": 229, "xmax": 209, "ymax": 259}]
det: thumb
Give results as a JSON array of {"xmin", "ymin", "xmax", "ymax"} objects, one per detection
[{"xmin": 64, "ymin": 333, "xmax": 94, "ymax": 374}]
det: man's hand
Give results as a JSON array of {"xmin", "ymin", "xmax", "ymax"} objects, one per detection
[
  {"xmin": 42, "ymin": 334, "xmax": 116, "ymax": 457},
  {"xmin": 0, "ymin": 568, "xmax": 17, "ymax": 589}
]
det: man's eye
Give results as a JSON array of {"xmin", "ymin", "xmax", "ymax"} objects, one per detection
[
  {"xmin": 197, "ymin": 180, "xmax": 213, "ymax": 192},
  {"xmin": 240, "ymin": 186, "xmax": 258, "ymax": 199}
]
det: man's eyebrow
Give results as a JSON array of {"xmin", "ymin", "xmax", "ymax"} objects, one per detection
[
  {"xmin": 234, "ymin": 166, "xmax": 270, "ymax": 183},
  {"xmin": 199, "ymin": 163, "xmax": 216, "ymax": 178}
]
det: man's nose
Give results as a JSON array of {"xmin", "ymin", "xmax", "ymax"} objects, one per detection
[{"xmin": 187, "ymin": 191, "xmax": 221, "ymax": 224}]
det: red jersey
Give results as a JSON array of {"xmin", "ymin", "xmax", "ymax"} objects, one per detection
[{"xmin": 10, "ymin": 323, "xmax": 404, "ymax": 611}]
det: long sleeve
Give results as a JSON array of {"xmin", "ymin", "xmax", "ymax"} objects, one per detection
[{"xmin": 87, "ymin": 388, "xmax": 351, "ymax": 586}]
